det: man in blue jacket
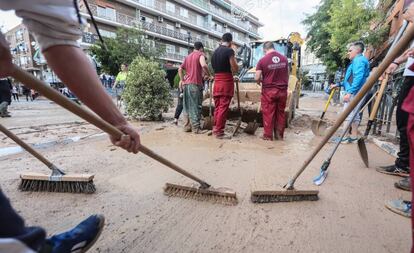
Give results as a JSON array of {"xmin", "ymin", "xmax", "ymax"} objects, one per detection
[{"xmin": 332, "ymin": 41, "xmax": 370, "ymax": 143}]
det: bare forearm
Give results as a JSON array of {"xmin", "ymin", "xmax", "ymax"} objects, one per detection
[
  {"xmin": 178, "ymin": 68, "xmax": 184, "ymax": 80},
  {"xmin": 43, "ymin": 46, "xmax": 126, "ymax": 126}
]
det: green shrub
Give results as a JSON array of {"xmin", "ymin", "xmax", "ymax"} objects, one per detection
[{"xmin": 123, "ymin": 56, "xmax": 172, "ymax": 121}]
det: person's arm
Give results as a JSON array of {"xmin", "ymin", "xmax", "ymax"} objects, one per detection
[
  {"xmin": 348, "ymin": 59, "xmax": 367, "ymax": 95},
  {"xmin": 42, "ymin": 46, "xmax": 140, "ymax": 153},
  {"xmin": 229, "ymin": 55, "xmax": 239, "ymax": 75},
  {"xmin": 255, "ymin": 60, "xmax": 262, "ymax": 85},
  {"xmin": 0, "ymin": 33, "xmax": 14, "ymax": 78},
  {"xmin": 255, "ymin": 70, "xmax": 262, "ymax": 85},
  {"xmin": 178, "ymin": 67, "xmax": 184, "ymax": 90},
  {"xmin": 199, "ymin": 55, "xmax": 210, "ymax": 78}
]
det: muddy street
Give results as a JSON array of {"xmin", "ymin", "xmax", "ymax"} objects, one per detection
[{"xmin": 0, "ymin": 95, "xmax": 410, "ymax": 252}]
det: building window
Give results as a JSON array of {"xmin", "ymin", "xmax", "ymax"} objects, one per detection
[
  {"xmin": 97, "ymin": 6, "xmax": 116, "ymax": 21},
  {"xmin": 180, "ymin": 47, "xmax": 187, "ymax": 56},
  {"xmin": 180, "ymin": 28, "xmax": 187, "ymax": 35},
  {"xmin": 100, "ymin": 29, "xmax": 116, "ymax": 38},
  {"xmin": 166, "ymin": 24, "xmax": 174, "ymax": 31},
  {"xmin": 166, "ymin": 2, "xmax": 175, "ymax": 13},
  {"xmin": 180, "ymin": 7, "xmax": 188, "ymax": 18},
  {"xmin": 145, "ymin": 17, "xmax": 153, "ymax": 24},
  {"xmin": 166, "ymin": 44, "xmax": 175, "ymax": 54},
  {"xmin": 196, "ymin": 15, "xmax": 204, "ymax": 27},
  {"xmin": 15, "ymin": 29, "xmax": 23, "ymax": 41}
]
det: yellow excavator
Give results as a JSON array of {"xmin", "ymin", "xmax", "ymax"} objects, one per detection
[{"xmin": 202, "ymin": 32, "xmax": 304, "ymax": 127}]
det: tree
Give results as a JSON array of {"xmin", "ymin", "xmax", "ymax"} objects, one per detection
[
  {"xmin": 123, "ymin": 56, "xmax": 173, "ymax": 121},
  {"xmin": 303, "ymin": 0, "xmax": 343, "ymax": 72},
  {"xmin": 303, "ymin": 0, "xmax": 388, "ymax": 73},
  {"xmin": 90, "ymin": 27, "xmax": 164, "ymax": 75}
]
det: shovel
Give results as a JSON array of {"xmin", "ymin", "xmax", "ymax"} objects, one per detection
[
  {"xmin": 357, "ymin": 74, "xmax": 390, "ymax": 167},
  {"xmin": 244, "ymin": 103, "xmax": 261, "ymax": 135},
  {"xmin": 202, "ymin": 79, "xmax": 214, "ymax": 130},
  {"xmin": 357, "ymin": 20, "xmax": 409, "ymax": 168},
  {"xmin": 232, "ymin": 79, "xmax": 243, "ymax": 137},
  {"xmin": 311, "ymin": 87, "xmax": 337, "ymax": 136}
]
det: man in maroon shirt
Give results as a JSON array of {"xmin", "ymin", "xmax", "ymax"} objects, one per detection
[
  {"xmin": 178, "ymin": 42, "xmax": 211, "ymax": 133},
  {"xmin": 255, "ymin": 41, "xmax": 289, "ymax": 140}
]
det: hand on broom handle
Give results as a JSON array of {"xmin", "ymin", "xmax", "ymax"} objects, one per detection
[
  {"xmin": 285, "ymin": 23, "xmax": 414, "ymax": 190},
  {"xmin": 10, "ymin": 67, "xmax": 211, "ymax": 189}
]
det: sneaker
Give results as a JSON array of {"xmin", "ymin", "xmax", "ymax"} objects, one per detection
[
  {"xmin": 172, "ymin": 119, "xmax": 178, "ymax": 125},
  {"xmin": 215, "ymin": 134, "xmax": 231, "ymax": 139},
  {"xmin": 385, "ymin": 200, "xmax": 411, "ymax": 218},
  {"xmin": 194, "ymin": 128, "xmax": 207, "ymax": 134},
  {"xmin": 347, "ymin": 137, "xmax": 358, "ymax": 144},
  {"xmin": 261, "ymin": 136, "xmax": 273, "ymax": 141},
  {"xmin": 376, "ymin": 164, "xmax": 410, "ymax": 177},
  {"xmin": 47, "ymin": 214, "xmax": 105, "ymax": 253},
  {"xmin": 330, "ymin": 136, "xmax": 349, "ymax": 143},
  {"xmin": 395, "ymin": 177, "xmax": 411, "ymax": 191}
]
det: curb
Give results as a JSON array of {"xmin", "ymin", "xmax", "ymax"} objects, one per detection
[{"xmin": 372, "ymin": 137, "xmax": 399, "ymax": 158}]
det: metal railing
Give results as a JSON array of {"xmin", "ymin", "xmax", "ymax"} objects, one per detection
[
  {"xmin": 372, "ymin": 68, "xmax": 405, "ymax": 137},
  {"xmin": 85, "ymin": 4, "xmax": 215, "ymax": 49},
  {"xmin": 134, "ymin": 0, "xmax": 259, "ymax": 37},
  {"xmin": 161, "ymin": 52, "xmax": 187, "ymax": 61}
]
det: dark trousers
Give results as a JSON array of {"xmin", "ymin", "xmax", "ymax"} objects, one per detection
[
  {"xmin": 0, "ymin": 188, "xmax": 46, "ymax": 251},
  {"xmin": 396, "ymin": 77, "xmax": 414, "ymax": 168},
  {"xmin": 174, "ymin": 91, "xmax": 183, "ymax": 120},
  {"xmin": 12, "ymin": 93, "xmax": 19, "ymax": 101}
]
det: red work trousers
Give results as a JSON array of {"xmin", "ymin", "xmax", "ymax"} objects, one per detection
[
  {"xmin": 213, "ymin": 95, "xmax": 232, "ymax": 136},
  {"xmin": 408, "ymin": 114, "xmax": 414, "ymax": 253},
  {"xmin": 261, "ymin": 87, "xmax": 287, "ymax": 140}
]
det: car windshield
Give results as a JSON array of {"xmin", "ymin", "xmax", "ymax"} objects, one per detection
[{"xmin": 251, "ymin": 42, "xmax": 287, "ymax": 67}]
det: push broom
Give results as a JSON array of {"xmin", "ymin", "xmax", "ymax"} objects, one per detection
[
  {"xmin": 10, "ymin": 66, "xmax": 238, "ymax": 205},
  {"xmin": 251, "ymin": 22, "xmax": 414, "ymax": 203},
  {"xmin": 0, "ymin": 123, "xmax": 95, "ymax": 193}
]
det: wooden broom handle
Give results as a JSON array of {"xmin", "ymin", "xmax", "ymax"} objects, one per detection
[
  {"xmin": 369, "ymin": 74, "xmax": 389, "ymax": 121},
  {"xmin": 0, "ymin": 123, "xmax": 53, "ymax": 167},
  {"xmin": 10, "ymin": 67, "xmax": 210, "ymax": 187},
  {"xmin": 287, "ymin": 23, "xmax": 414, "ymax": 187}
]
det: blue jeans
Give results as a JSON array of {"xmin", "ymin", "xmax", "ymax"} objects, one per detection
[{"xmin": 0, "ymin": 188, "xmax": 46, "ymax": 252}]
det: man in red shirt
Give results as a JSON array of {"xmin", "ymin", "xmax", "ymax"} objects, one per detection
[
  {"xmin": 178, "ymin": 42, "xmax": 211, "ymax": 133},
  {"xmin": 255, "ymin": 41, "xmax": 289, "ymax": 140},
  {"xmin": 211, "ymin": 33, "xmax": 239, "ymax": 138}
]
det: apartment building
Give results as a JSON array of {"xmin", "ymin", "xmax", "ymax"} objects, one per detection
[
  {"xmin": 5, "ymin": 23, "xmax": 43, "ymax": 78},
  {"xmin": 79, "ymin": 0, "xmax": 263, "ymax": 66}
]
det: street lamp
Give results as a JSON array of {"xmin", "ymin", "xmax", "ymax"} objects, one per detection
[{"xmin": 187, "ymin": 31, "xmax": 192, "ymax": 54}]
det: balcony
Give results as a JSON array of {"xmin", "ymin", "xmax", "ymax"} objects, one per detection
[
  {"xmin": 83, "ymin": 4, "xmax": 216, "ymax": 49},
  {"xmin": 161, "ymin": 52, "xmax": 187, "ymax": 62},
  {"xmin": 184, "ymin": 0, "xmax": 253, "ymax": 32},
  {"xmin": 132, "ymin": 0, "xmax": 260, "ymax": 38}
]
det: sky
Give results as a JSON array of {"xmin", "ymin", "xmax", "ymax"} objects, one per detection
[{"xmin": 0, "ymin": 0, "xmax": 322, "ymax": 39}]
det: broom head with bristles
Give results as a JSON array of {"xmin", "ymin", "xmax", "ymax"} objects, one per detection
[
  {"xmin": 164, "ymin": 183, "xmax": 238, "ymax": 205},
  {"xmin": 19, "ymin": 172, "xmax": 96, "ymax": 194},
  {"xmin": 251, "ymin": 189, "xmax": 319, "ymax": 203}
]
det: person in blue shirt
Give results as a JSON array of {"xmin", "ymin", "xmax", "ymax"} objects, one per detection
[{"xmin": 332, "ymin": 41, "xmax": 370, "ymax": 143}]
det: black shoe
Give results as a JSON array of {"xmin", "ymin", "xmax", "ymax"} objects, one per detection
[
  {"xmin": 376, "ymin": 164, "xmax": 410, "ymax": 177},
  {"xmin": 395, "ymin": 177, "xmax": 411, "ymax": 191}
]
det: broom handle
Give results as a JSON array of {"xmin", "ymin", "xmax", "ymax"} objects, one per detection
[
  {"xmin": 368, "ymin": 74, "xmax": 389, "ymax": 122},
  {"xmin": 363, "ymin": 20, "xmax": 408, "ymax": 137},
  {"xmin": 0, "ymin": 123, "xmax": 53, "ymax": 168},
  {"xmin": 321, "ymin": 88, "xmax": 336, "ymax": 119},
  {"xmin": 286, "ymin": 23, "xmax": 414, "ymax": 189},
  {"xmin": 10, "ymin": 67, "xmax": 210, "ymax": 188}
]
